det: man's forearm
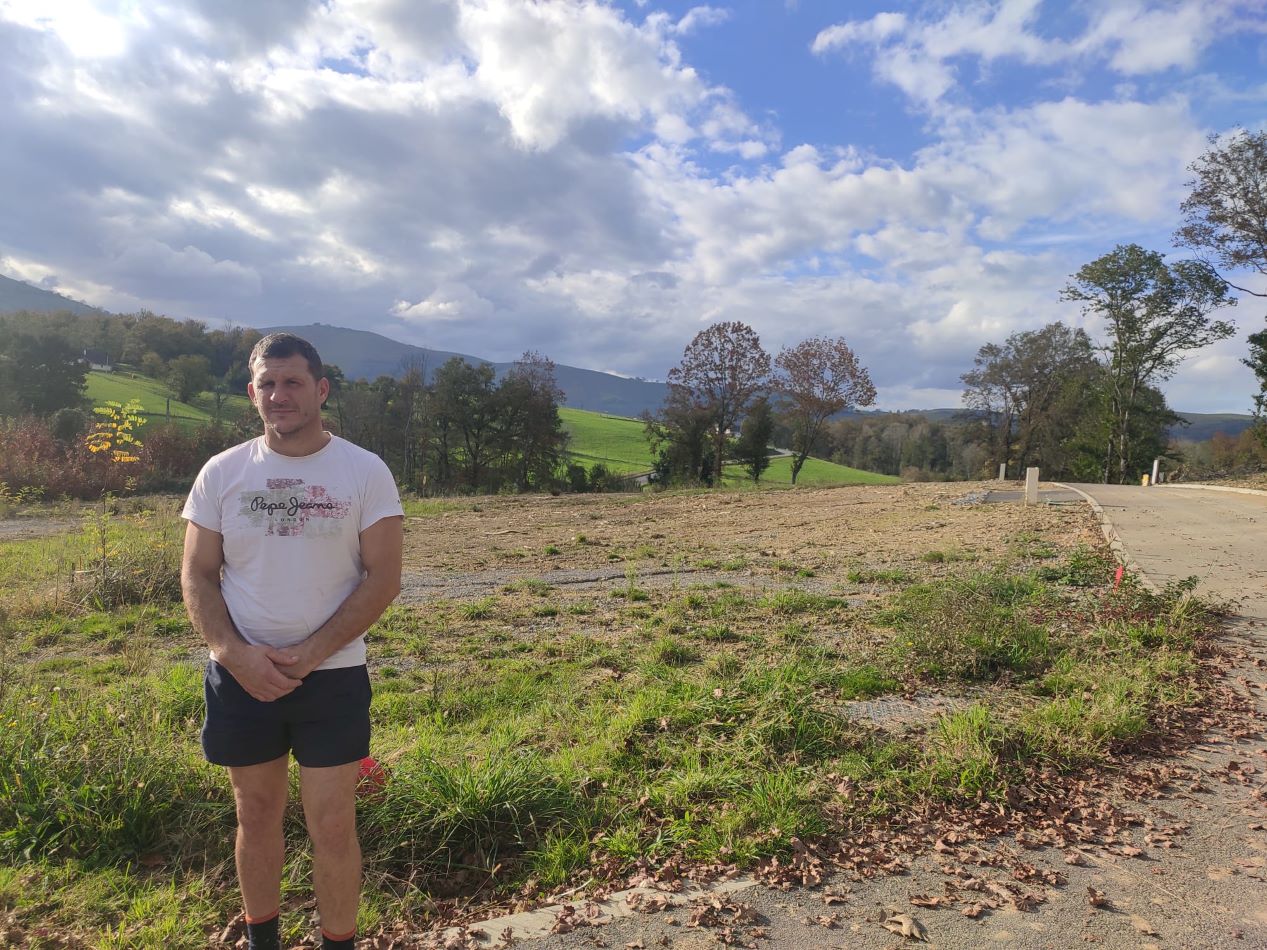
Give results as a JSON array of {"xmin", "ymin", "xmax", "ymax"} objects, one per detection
[
  {"xmin": 182, "ymin": 568, "xmax": 248, "ymax": 659},
  {"xmin": 293, "ymin": 570, "xmax": 402, "ymax": 672}
]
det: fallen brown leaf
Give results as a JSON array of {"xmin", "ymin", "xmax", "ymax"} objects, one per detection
[{"xmin": 881, "ymin": 910, "xmax": 929, "ymax": 943}]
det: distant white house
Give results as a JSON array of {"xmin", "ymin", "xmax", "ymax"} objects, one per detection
[{"xmin": 82, "ymin": 348, "xmax": 112, "ymax": 371}]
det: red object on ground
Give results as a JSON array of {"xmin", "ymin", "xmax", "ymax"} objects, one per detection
[
  {"xmin": 357, "ymin": 755, "xmax": 388, "ymax": 795},
  {"xmin": 1113, "ymin": 565, "xmax": 1124, "ymax": 589}
]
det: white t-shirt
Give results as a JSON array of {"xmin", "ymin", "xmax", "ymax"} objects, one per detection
[{"xmin": 182, "ymin": 434, "xmax": 404, "ymax": 670}]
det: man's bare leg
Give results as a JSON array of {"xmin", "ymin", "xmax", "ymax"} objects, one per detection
[
  {"xmin": 299, "ymin": 761, "xmax": 362, "ymax": 939},
  {"xmin": 228, "ymin": 756, "xmax": 290, "ymax": 919}
]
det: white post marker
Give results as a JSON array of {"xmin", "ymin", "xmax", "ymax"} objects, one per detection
[
  {"xmin": 998, "ymin": 462, "xmax": 1007, "ymax": 481},
  {"xmin": 1151, "ymin": 458, "xmax": 1160, "ymax": 487},
  {"xmin": 1025, "ymin": 467, "xmax": 1039, "ymax": 506}
]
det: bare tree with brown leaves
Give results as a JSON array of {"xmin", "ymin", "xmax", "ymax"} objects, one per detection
[
  {"xmin": 774, "ymin": 336, "xmax": 876, "ymax": 485},
  {"xmin": 666, "ymin": 321, "xmax": 771, "ymax": 485}
]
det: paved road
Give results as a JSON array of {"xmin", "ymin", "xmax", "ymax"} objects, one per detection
[{"xmin": 1063, "ymin": 483, "xmax": 1267, "ymax": 618}]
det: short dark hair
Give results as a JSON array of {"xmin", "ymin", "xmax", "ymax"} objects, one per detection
[{"xmin": 249, "ymin": 333, "xmax": 323, "ymax": 381}]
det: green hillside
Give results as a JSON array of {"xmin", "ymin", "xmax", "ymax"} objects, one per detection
[
  {"xmin": 560, "ymin": 406, "xmax": 899, "ymax": 486},
  {"xmin": 721, "ymin": 454, "xmax": 900, "ymax": 487},
  {"xmin": 84, "ymin": 371, "xmax": 250, "ymax": 428},
  {"xmin": 559, "ymin": 407, "xmax": 654, "ymax": 474}
]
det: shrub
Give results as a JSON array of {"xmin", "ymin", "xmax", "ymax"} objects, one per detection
[{"xmin": 886, "ymin": 571, "xmax": 1052, "ymax": 681}]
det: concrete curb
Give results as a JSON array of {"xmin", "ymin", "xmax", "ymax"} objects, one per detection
[
  {"xmin": 435, "ymin": 877, "xmax": 758, "ymax": 945},
  {"xmin": 1051, "ymin": 482, "xmax": 1158, "ymax": 593}
]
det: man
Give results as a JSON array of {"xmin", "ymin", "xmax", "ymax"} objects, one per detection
[{"xmin": 181, "ymin": 332, "xmax": 403, "ymax": 950}]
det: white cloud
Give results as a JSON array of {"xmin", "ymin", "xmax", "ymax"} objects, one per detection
[
  {"xmin": 812, "ymin": 1, "xmax": 1257, "ymax": 110},
  {"xmin": 0, "ymin": 0, "xmax": 1261, "ymax": 415},
  {"xmin": 458, "ymin": 0, "xmax": 712, "ymax": 150},
  {"xmin": 392, "ymin": 282, "xmax": 495, "ymax": 323},
  {"xmin": 1080, "ymin": 1, "xmax": 1223, "ymax": 75},
  {"xmin": 811, "ymin": 12, "xmax": 907, "ymax": 55},
  {"xmin": 0, "ymin": 0, "xmax": 131, "ymax": 57},
  {"xmin": 675, "ymin": 6, "xmax": 730, "ymax": 36}
]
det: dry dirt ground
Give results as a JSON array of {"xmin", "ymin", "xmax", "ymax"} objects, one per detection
[{"xmin": 396, "ymin": 482, "xmax": 1099, "ymax": 604}]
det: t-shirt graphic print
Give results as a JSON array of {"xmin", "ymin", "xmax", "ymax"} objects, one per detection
[{"xmin": 242, "ymin": 479, "xmax": 352, "ymax": 537}]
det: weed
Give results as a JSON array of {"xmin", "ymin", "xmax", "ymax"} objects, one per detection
[
  {"xmin": 459, "ymin": 597, "xmax": 497, "ymax": 620},
  {"xmin": 758, "ymin": 588, "xmax": 842, "ymax": 616},
  {"xmin": 886, "ymin": 571, "xmax": 1051, "ymax": 682},
  {"xmin": 914, "ymin": 705, "xmax": 1007, "ymax": 799},
  {"xmin": 698, "ymin": 623, "xmax": 740, "ymax": 642},
  {"xmin": 835, "ymin": 665, "xmax": 900, "ymax": 700},
  {"xmin": 544, "ymin": 545, "xmax": 561, "ymax": 556},
  {"xmin": 649, "ymin": 636, "xmax": 698, "ymax": 667},
  {"xmin": 611, "ymin": 565, "xmax": 650, "ymax": 602},
  {"xmin": 847, "ymin": 566, "xmax": 912, "ymax": 585},
  {"xmin": 920, "ymin": 548, "xmax": 977, "ymax": 564},
  {"xmin": 780, "ymin": 622, "xmax": 809, "ymax": 645},
  {"xmin": 1036, "ymin": 546, "xmax": 1115, "ymax": 587}
]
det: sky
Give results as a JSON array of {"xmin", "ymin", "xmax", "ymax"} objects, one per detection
[{"xmin": 1, "ymin": 0, "xmax": 1265, "ymax": 413}]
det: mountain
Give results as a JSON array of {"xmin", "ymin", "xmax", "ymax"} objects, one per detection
[
  {"xmin": 1170, "ymin": 412, "xmax": 1256, "ymax": 441},
  {"xmin": 895, "ymin": 407, "xmax": 1255, "ymax": 440},
  {"xmin": 0, "ymin": 274, "xmax": 108, "ymax": 317},
  {"xmin": 262, "ymin": 323, "xmax": 670, "ymax": 418}
]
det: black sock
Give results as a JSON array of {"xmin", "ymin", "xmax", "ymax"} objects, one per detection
[
  {"xmin": 322, "ymin": 928, "xmax": 355, "ymax": 949},
  {"xmin": 246, "ymin": 911, "xmax": 280, "ymax": 950}
]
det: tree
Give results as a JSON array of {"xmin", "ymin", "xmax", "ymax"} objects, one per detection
[
  {"xmin": 167, "ymin": 354, "xmax": 213, "ymax": 403},
  {"xmin": 430, "ymin": 358, "xmax": 498, "ymax": 491},
  {"xmin": 1246, "ymin": 330, "xmax": 1267, "ymax": 446},
  {"xmin": 666, "ymin": 321, "xmax": 770, "ymax": 484},
  {"xmin": 1062, "ymin": 244, "xmax": 1235, "ymax": 483},
  {"xmin": 0, "ymin": 330, "xmax": 88, "ymax": 417},
  {"xmin": 1175, "ymin": 129, "xmax": 1267, "ymax": 440},
  {"xmin": 642, "ymin": 391, "xmax": 714, "ymax": 487},
  {"xmin": 498, "ymin": 352, "xmax": 569, "ymax": 492},
  {"xmin": 960, "ymin": 323, "xmax": 1097, "ymax": 478},
  {"xmin": 774, "ymin": 336, "xmax": 876, "ymax": 485},
  {"xmin": 1175, "ymin": 128, "xmax": 1267, "ymax": 298},
  {"xmin": 733, "ymin": 397, "xmax": 774, "ymax": 483}
]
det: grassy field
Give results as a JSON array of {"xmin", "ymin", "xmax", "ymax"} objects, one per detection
[
  {"xmin": 0, "ymin": 490, "xmax": 1222, "ymax": 947},
  {"xmin": 84, "ymin": 371, "xmax": 250, "ymax": 427},
  {"xmin": 560, "ymin": 406, "xmax": 900, "ymax": 486},
  {"xmin": 558, "ymin": 407, "xmax": 655, "ymax": 474},
  {"xmin": 722, "ymin": 453, "xmax": 900, "ymax": 487}
]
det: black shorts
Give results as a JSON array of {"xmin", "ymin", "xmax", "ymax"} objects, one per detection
[{"xmin": 202, "ymin": 661, "xmax": 371, "ymax": 768}]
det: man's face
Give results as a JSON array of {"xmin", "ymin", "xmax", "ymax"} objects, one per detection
[{"xmin": 247, "ymin": 354, "xmax": 329, "ymax": 438}]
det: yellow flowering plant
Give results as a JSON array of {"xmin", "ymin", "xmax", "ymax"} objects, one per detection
[{"xmin": 85, "ymin": 400, "xmax": 146, "ymax": 464}]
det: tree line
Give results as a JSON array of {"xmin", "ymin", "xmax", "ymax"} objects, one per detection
[
  {"xmin": 324, "ymin": 352, "xmax": 571, "ymax": 495},
  {"xmin": 0, "ymin": 312, "xmax": 573, "ymax": 497}
]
